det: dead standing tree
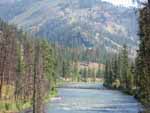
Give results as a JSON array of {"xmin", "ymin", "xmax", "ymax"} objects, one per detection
[
  {"xmin": 0, "ymin": 26, "xmax": 16, "ymax": 99},
  {"xmin": 33, "ymin": 40, "xmax": 44, "ymax": 113},
  {"xmin": 0, "ymin": 29, "xmax": 5, "ymax": 99},
  {"xmin": 22, "ymin": 38, "xmax": 34, "ymax": 101}
]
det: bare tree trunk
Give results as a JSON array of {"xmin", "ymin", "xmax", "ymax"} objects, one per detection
[
  {"xmin": 33, "ymin": 41, "xmax": 44, "ymax": 113},
  {"xmin": 0, "ymin": 32, "xmax": 7, "ymax": 99},
  {"xmin": 33, "ymin": 42, "xmax": 39, "ymax": 113}
]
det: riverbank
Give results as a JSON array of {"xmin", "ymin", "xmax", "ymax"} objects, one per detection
[
  {"xmin": 141, "ymin": 108, "xmax": 150, "ymax": 113},
  {"xmin": 0, "ymin": 100, "xmax": 31, "ymax": 113},
  {"xmin": 0, "ymin": 90, "xmax": 58, "ymax": 113},
  {"xmin": 103, "ymin": 83, "xmax": 150, "ymax": 113}
]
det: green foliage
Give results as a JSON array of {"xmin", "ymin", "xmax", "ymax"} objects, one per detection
[
  {"xmin": 135, "ymin": 2, "xmax": 150, "ymax": 106},
  {"xmin": 91, "ymin": 68, "xmax": 96, "ymax": 82},
  {"xmin": 80, "ymin": 68, "xmax": 88, "ymax": 82},
  {"xmin": 0, "ymin": 101, "xmax": 31, "ymax": 112},
  {"xmin": 16, "ymin": 44, "xmax": 25, "ymax": 75},
  {"xmin": 41, "ymin": 40, "xmax": 57, "ymax": 90},
  {"xmin": 96, "ymin": 65, "xmax": 104, "ymax": 78},
  {"xmin": 120, "ymin": 45, "xmax": 129, "ymax": 89},
  {"xmin": 0, "ymin": 0, "xmax": 138, "ymax": 55},
  {"xmin": 104, "ymin": 45, "xmax": 135, "ymax": 92},
  {"xmin": 62, "ymin": 60, "xmax": 71, "ymax": 79},
  {"xmin": 0, "ymin": 19, "xmax": 62, "ymax": 113},
  {"xmin": 71, "ymin": 62, "xmax": 80, "ymax": 82}
]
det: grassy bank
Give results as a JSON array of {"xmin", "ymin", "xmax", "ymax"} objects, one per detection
[
  {"xmin": 0, "ymin": 100, "xmax": 31, "ymax": 113},
  {"xmin": 45, "ymin": 89, "xmax": 58, "ymax": 103},
  {"xmin": 0, "ymin": 89, "xmax": 58, "ymax": 113}
]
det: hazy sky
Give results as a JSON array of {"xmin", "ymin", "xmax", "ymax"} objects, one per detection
[
  {"xmin": 0, "ymin": 0, "xmax": 147, "ymax": 7},
  {"xmin": 0, "ymin": 0, "xmax": 15, "ymax": 4},
  {"xmin": 101, "ymin": 0, "xmax": 139, "ymax": 7}
]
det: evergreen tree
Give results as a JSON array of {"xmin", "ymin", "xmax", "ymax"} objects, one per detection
[
  {"xmin": 96, "ymin": 64, "xmax": 102, "ymax": 78},
  {"xmin": 120, "ymin": 45, "xmax": 129, "ymax": 89},
  {"xmin": 15, "ymin": 42, "xmax": 25, "ymax": 100},
  {"xmin": 111, "ymin": 57, "xmax": 119, "ymax": 88},
  {"xmin": 91, "ymin": 68, "xmax": 96, "ymax": 82},
  {"xmin": 127, "ymin": 64, "xmax": 134, "ymax": 93},
  {"xmin": 83, "ymin": 68, "xmax": 88, "ymax": 82},
  {"xmin": 41, "ymin": 40, "xmax": 57, "ymax": 91},
  {"xmin": 104, "ymin": 60, "xmax": 113, "ymax": 87},
  {"xmin": 62, "ymin": 60, "xmax": 71, "ymax": 80},
  {"xmin": 104, "ymin": 61, "xmax": 109, "ymax": 86},
  {"xmin": 72, "ymin": 61, "xmax": 80, "ymax": 82},
  {"xmin": 136, "ymin": 1, "xmax": 150, "ymax": 105}
]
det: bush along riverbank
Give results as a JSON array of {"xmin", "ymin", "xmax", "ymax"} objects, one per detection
[{"xmin": 0, "ymin": 89, "xmax": 57, "ymax": 113}]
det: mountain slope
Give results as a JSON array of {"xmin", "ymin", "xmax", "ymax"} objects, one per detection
[{"xmin": 0, "ymin": 0, "xmax": 139, "ymax": 56}]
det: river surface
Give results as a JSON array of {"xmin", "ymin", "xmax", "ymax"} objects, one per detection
[{"xmin": 45, "ymin": 83, "xmax": 142, "ymax": 113}]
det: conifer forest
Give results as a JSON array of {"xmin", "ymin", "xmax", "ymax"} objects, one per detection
[{"xmin": 0, "ymin": 0, "xmax": 150, "ymax": 113}]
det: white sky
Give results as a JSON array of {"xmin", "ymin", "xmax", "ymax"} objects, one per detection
[
  {"xmin": 0, "ymin": 0, "xmax": 147, "ymax": 7},
  {"xmin": 101, "ymin": 0, "xmax": 139, "ymax": 7}
]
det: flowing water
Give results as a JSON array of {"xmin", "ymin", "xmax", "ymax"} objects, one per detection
[{"xmin": 45, "ymin": 83, "xmax": 142, "ymax": 113}]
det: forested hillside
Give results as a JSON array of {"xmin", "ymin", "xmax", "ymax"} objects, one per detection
[{"xmin": 0, "ymin": 0, "xmax": 138, "ymax": 59}]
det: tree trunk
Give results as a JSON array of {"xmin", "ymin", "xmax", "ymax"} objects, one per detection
[{"xmin": 33, "ymin": 41, "xmax": 44, "ymax": 113}]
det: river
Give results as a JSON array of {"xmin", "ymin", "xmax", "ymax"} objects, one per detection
[{"xmin": 45, "ymin": 83, "xmax": 142, "ymax": 113}]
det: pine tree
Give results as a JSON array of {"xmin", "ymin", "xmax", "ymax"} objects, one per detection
[
  {"xmin": 15, "ymin": 42, "xmax": 25, "ymax": 100},
  {"xmin": 104, "ymin": 60, "xmax": 109, "ymax": 86},
  {"xmin": 136, "ymin": 1, "xmax": 150, "ymax": 105},
  {"xmin": 96, "ymin": 64, "xmax": 102, "ymax": 78},
  {"xmin": 111, "ymin": 57, "xmax": 119, "ymax": 88},
  {"xmin": 120, "ymin": 45, "xmax": 129, "ymax": 89},
  {"xmin": 104, "ymin": 60, "xmax": 113, "ymax": 87},
  {"xmin": 62, "ymin": 60, "xmax": 71, "ymax": 80},
  {"xmin": 91, "ymin": 68, "xmax": 96, "ymax": 82},
  {"xmin": 127, "ymin": 63, "xmax": 134, "ymax": 93},
  {"xmin": 72, "ymin": 61, "xmax": 80, "ymax": 82},
  {"xmin": 83, "ymin": 68, "xmax": 88, "ymax": 82},
  {"xmin": 41, "ymin": 40, "xmax": 56, "ymax": 91}
]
